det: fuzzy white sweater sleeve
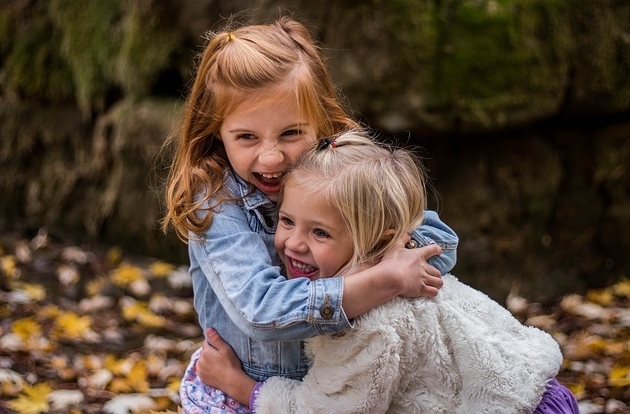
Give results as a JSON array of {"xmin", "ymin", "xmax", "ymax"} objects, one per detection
[{"xmin": 254, "ymin": 321, "xmax": 407, "ymax": 414}]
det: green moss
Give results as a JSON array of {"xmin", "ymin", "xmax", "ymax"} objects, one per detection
[
  {"xmin": 351, "ymin": 0, "xmax": 577, "ymax": 129},
  {"xmin": 115, "ymin": 2, "xmax": 182, "ymax": 99},
  {"xmin": 2, "ymin": 14, "xmax": 75, "ymax": 101},
  {"xmin": 0, "ymin": 11, "xmax": 12, "ymax": 53},
  {"xmin": 46, "ymin": 0, "xmax": 182, "ymax": 109},
  {"xmin": 48, "ymin": 0, "xmax": 123, "ymax": 113}
]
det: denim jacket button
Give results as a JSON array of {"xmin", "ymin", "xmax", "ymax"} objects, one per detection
[{"xmin": 319, "ymin": 304, "xmax": 334, "ymax": 319}]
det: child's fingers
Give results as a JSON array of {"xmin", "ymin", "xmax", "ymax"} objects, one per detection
[
  {"xmin": 424, "ymin": 273, "xmax": 444, "ymax": 289},
  {"xmin": 418, "ymin": 244, "xmax": 442, "ymax": 260},
  {"xmin": 422, "ymin": 284, "xmax": 440, "ymax": 297},
  {"xmin": 205, "ymin": 328, "xmax": 230, "ymax": 354}
]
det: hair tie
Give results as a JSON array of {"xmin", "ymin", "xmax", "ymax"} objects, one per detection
[
  {"xmin": 317, "ymin": 137, "xmax": 338, "ymax": 150},
  {"xmin": 226, "ymin": 33, "xmax": 235, "ymax": 42}
]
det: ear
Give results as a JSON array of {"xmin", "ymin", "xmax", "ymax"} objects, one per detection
[{"xmin": 379, "ymin": 229, "xmax": 397, "ymax": 243}]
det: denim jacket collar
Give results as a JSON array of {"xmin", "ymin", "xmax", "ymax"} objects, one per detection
[
  {"xmin": 224, "ymin": 170, "xmax": 277, "ymax": 231},
  {"xmin": 224, "ymin": 170, "xmax": 275, "ymax": 209}
]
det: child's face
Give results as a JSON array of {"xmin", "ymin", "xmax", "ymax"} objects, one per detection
[
  {"xmin": 219, "ymin": 89, "xmax": 317, "ymax": 202},
  {"xmin": 274, "ymin": 180, "xmax": 354, "ymax": 280}
]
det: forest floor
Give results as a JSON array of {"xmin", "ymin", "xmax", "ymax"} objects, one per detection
[{"xmin": 1, "ymin": 229, "xmax": 629, "ymax": 414}]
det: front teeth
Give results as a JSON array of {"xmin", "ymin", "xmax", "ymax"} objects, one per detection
[
  {"xmin": 291, "ymin": 259, "xmax": 315, "ymax": 272},
  {"xmin": 260, "ymin": 172, "xmax": 284, "ymax": 179}
]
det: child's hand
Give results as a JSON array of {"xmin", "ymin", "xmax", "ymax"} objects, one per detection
[
  {"xmin": 382, "ymin": 240, "xmax": 444, "ymax": 298},
  {"xmin": 196, "ymin": 328, "xmax": 258, "ymax": 406}
]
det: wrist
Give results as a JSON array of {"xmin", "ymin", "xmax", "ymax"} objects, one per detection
[
  {"xmin": 372, "ymin": 261, "xmax": 405, "ymax": 295},
  {"xmin": 342, "ymin": 264, "xmax": 401, "ymax": 318}
]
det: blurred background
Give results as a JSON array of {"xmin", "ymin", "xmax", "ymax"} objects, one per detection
[{"xmin": 1, "ymin": 0, "xmax": 629, "ymax": 303}]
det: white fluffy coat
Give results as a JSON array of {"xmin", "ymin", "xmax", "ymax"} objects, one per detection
[{"xmin": 255, "ymin": 274, "xmax": 562, "ymax": 413}]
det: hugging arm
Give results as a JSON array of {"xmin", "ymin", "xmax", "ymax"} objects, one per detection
[
  {"xmin": 198, "ymin": 328, "xmax": 404, "ymax": 414},
  {"xmin": 192, "ymin": 202, "xmax": 457, "ymax": 341}
]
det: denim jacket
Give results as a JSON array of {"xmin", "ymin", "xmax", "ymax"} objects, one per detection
[{"xmin": 189, "ymin": 170, "xmax": 458, "ymax": 381}]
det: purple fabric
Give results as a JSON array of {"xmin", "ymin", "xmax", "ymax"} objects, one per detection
[
  {"xmin": 534, "ymin": 378, "xmax": 579, "ymax": 414},
  {"xmin": 249, "ymin": 382, "xmax": 263, "ymax": 412}
]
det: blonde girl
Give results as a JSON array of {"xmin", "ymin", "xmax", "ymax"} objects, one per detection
[
  {"xmin": 198, "ymin": 131, "xmax": 579, "ymax": 414},
  {"xmin": 162, "ymin": 17, "xmax": 458, "ymax": 413}
]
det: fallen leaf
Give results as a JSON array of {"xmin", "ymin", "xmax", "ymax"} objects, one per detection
[
  {"xmin": 47, "ymin": 389, "xmax": 85, "ymax": 410},
  {"xmin": 12, "ymin": 317, "xmax": 41, "ymax": 342},
  {"xmin": 0, "ymin": 368, "xmax": 24, "ymax": 396},
  {"xmin": 57, "ymin": 263, "xmax": 80, "ymax": 286},
  {"xmin": 609, "ymin": 365, "xmax": 630, "ymax": 387},
  {"xmin": 111, "ymin": 263, "xmax": 145, "ymax": 287},
  {"xmin": 0, "ymin": 254, "xmax": 19, "ymax": 278},
  {"xmin": 53, "ymin": 311, "xmax": 94, "ymax": 340},
  {"xmin": 612, "ymin": 278, "xmax": 630, "ymax": 298},
  {"xmin": 102, "ymin": 394, "xmax": 157, "ymax": 414},
  {"xmin": 149, "ymin": 261, "xmax": 176, "ymax": 278},
  {"xmin": 8, "ymin": 383, "xmax": 52, "ymax": 414}
]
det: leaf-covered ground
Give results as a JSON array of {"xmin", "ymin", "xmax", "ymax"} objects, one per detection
[{"xmin": 1, "ymin": 229, "xmax": 629, "ymax": 413}]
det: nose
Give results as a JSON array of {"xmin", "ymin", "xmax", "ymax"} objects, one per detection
[
  {"xmin": 258, "ymin": 143, "xmax": 284, "ymax": 167},
  {"xmin": 284, "ymin": 230, "xmax": 308, "ymax": 254}
]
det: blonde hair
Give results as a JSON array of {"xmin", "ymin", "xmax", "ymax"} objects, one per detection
[
  {"xmin": 162, "ymin": 17, "xmax": 361, "ymax": 241},
  {"xmin": 283, "ymin": 130, "xmax": 427, "ymax": 273}
]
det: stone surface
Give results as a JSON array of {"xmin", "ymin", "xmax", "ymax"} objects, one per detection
[{"xmin": 1, "ymin": 0, "xmax": 629, "ymax": 301}]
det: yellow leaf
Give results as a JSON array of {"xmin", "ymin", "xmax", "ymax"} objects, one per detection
[
  {"xmin": 121, "ymin": 299, "xmax": 165, "ymax": 328},
  {"xmin": 586, "ymin": 288, "xmax": 614, "ymax": 306},
  {"xmin": 1, "ymin": 254, "xmax": 19, "ymax": 278},
  {"xmin": 12, "ymin": 318, "xmax": 41, "ymax": 342},
  {"xmin": 107, "ymin": 246, "xmax": 123, "ymax": 265},
  {"xmin": 127, "ymin": 360, "xmax": 150, "ymax": 393},
  {"xmin": 166, "ymin": 378, "xmax": 181, "ymax": 393},
  {"xmin": 14, "ymin": 283, "xmax": 46, "ymax": 302},
  {"xmin": 137, "ymin": 311, "xmax": 165, "ymax": 328},
  {"xmin": 104, "ymin": 355, "xmax": 125, "ymax": 375},
  {"xmin": 609, "ymin": 365, "xmax": 630, "ymax": 387},
  {"xmin": 85, "ymin": 276, "xmax": 108, "ymax": 297},
  {"xmin": 612, "ymin": 278, "xmax": 630, "ymax": 299},
  {"xmin": 567, "ymin": 380, "xmax": 586, "ymax": 399},
  {"xmin": 38, "ymin": 305, "xmax": 61, "ymax": 319},
  {"xmin": 111, "ymin": 263, "xmax": 144, "ymax": 287},
  {"xmin": 602, "ymin": 340, "xmax": 628, "ymax": 356},
  {"xmin": 54, "ymin": 311, "xmax": 92, "ymax": 340},
  {"xmin": 122, "ymin": 300, "xmax": 145, "ymax": 321},
  {"xmin": 108, "ymin": 377, "xmax": 133, "ymax": 394},
  {"xmin": 149, "ymin": 261, "xmax": 175, "ymax": 278},
  {"xmin": 8, "ymin": 383, "xmax": 51, "ymax": 414}
]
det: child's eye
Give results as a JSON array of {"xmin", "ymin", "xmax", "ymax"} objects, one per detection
[
  {"xmin": 279, "ymin": 216, "xmax": 294, "ymax": 227},
  {"xmin": 281, "ymin": 129, "xmax": 301, "ymax": 137},
  {"xmin": 237, "ymin": 133, "xmax": 257, "ymax": 140},
  {"xmin": 313, "ymin": 228, "xmax": 329, "ymax": 238}
]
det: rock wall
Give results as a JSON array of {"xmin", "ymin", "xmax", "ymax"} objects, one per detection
[{"xmin": 1, "ymin": 0, "xmax": 629, "ymax": 301}]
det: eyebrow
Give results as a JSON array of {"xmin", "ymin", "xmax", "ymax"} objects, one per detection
[{"xmin": 226, "ymin": 122, "xmax": 311, "ymax": 134}]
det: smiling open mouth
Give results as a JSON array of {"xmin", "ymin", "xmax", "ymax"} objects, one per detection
[
  {"xmin": 287, "ymin": 257, "xmax": 317, "ymax": 278},
  {"xmin": 253, "ymin": 172, "xmax": 284, "ymax": 192}
]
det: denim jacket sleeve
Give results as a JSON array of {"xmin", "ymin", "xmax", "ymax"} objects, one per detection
[{"xmin": 409, "ymin": 210, "xmax": 459, "ymax": 275}]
